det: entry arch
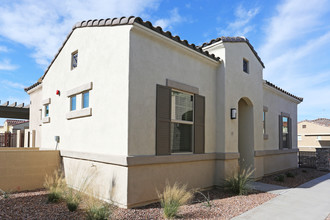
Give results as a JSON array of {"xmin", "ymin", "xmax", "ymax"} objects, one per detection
[{"xmin": 238, "ymin": 97, "xmax": 254, "ymax": 169}]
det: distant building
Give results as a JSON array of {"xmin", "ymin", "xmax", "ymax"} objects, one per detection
[
  {"xmin": 298, "ymin": 118, "xmax": 330, "ymax": 151},
  {"xmin": 0, "ymin": 120, "xmax": 29, "ymax": 133}
]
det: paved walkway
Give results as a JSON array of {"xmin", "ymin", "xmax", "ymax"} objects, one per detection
[{"xmin": 233, "ymin": 173, "xmax": 330, "ymax": 220}]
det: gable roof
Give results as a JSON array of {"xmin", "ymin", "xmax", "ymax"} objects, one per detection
[
  {"xmin": 25, "ymin": 16, "xmax": 221, "ymax": 92},
  {"xmin": 299, "ymin": 118, "xmax": 330, "ymax": 127},
  {"xmin": 264, "ymin": 80, "xmax": 303, "ymax": 102},
  {"xmin": 200, "ymin": 36, "xmax": 265, "ymax": 68}
]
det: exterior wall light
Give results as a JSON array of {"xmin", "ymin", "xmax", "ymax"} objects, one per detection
[
  {"xmin": 231, "ymin": 108, "xmax": 237, "ymax": 119},
  {"xmin": 56, "ymin": 90, "xmax": 60, "ymax": 96}
]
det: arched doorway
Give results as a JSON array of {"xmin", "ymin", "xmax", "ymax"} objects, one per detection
[{"xmin": 238, "ymin": 98, "xmax": 254, "ymax": 169}]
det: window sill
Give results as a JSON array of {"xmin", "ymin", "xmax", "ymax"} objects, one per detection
[
  {"xmin": 66, "ymin": 108, "xmax": 92, "ymax": 120},
  {"xmin": 263, "ymin": 134, "xmax": 269, "ymax": 140},
  {"xmin": 42, "ymin": 117, "xmax": 50, "ymax": 124}
]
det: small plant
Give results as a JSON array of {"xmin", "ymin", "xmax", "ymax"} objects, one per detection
[
  {"xmin": 302, "ymin": 169, "xmax": 307, "ymax": 173},
  {"xmin": 223, "ymin": 166, "xmax": 254, "ymax": 195},
  {"xmin": 196, "ymin": 191, "xmax": 212, "ymax": 208},
  {"xmin": 85, "ymin": 198, "xmax": 112, "ymax": 220},
  {"xmin": 0, "ymin": 189, "xmax": 11, "ymax": 199},
  {"xmin": 44, "ymin": 169, "xmax": 66, "ymax": 203},
  {"xmin": 65, "ymin": 188, "xmax": 81, "ymax": 212},
  {"xmin": 286, "ymin": 172, "xmax": 295, "ymax": 178},
  {"xmin": 158, "ymin": 182, "xmax": 193, "ymax": 219},
  {"xmin": 274, "ymin": 174, "xmax": 285, "ymax": 182}
]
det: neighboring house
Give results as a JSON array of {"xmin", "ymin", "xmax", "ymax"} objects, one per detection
[
  {"xmin": 24, "ymin": 17, "xmax": 303, "ymax": 208},
  {"xmin": 0, "ymin": 120, "xmax": 29, "ymax": 133},
  {"xmin": 298, "ymin": 118, "xmax": 330, "ymax": 151}
]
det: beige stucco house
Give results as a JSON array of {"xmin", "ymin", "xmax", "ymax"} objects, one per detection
[
  {"xmin": 0, "ymin": 120, "xmax": 29, "ymax": 133},
  {"xmin": 298, "ymin": 118, "xmax": 330, "ymax": 151},
  {"xmin": 25, "ymin": 16, "xmax": 303, "ymax": 208}
]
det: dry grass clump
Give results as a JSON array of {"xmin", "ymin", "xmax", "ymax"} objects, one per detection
[
  {"xmin": 224, "ymin": 166, "xmax": 254, "ymax": 195},
  {"xmin": 84, "ymin": 191, "xmax": 113, "ymax": 220},
  {"xmin": 44, "ymin": 169, "xmax": 66, "ymax": 203},
  {"xmin": 158, "ymin": 182, "xmax": 193, "ymax": 219}
]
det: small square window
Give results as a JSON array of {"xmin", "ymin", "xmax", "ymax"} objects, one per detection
[
  {"xmin": 71, "ymin": 51, "xmax": 78, "ymax": 69},
  {"xmin": 82, "ymin": 91, "xmax": 89, "ymax": 108},
  {"xmin": 302, "ymin": 125, "xmax": 306, "ymax": 128},
  {"xmin": 45, "ymin": 104, "xmax": 49, "ymax": 117},
  {"xmin": 70, "ymin": 95, "xmax": 76, "ymax": 111},
  {"xmin": 243, "ymin": 59, "xmax": 249, "ymax": 73}
]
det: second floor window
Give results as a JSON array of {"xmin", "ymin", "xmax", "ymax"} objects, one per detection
[
  {"xmin": 82, "ymin": 91, "xmax": 89, "ymax": 108},
  {"xmin": 70, "ymin": 95, "xmax": 76, "ymax": 111},
  {"xmin": 45, "ymin": 104, "xmax": 49, "ymax": 117}
]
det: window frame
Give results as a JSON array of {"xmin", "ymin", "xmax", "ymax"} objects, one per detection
[
  {"xmin": 70, "ymin": 95, "xmax": 77, "ymax": 111},
  {"xmin": 82, "ymin": 91, "xmax": 89, "ymax": 109},
  {"xmin": 45, "ymin": 104, "xmax": 49, "ymax": 117},
  {"xmin": 243, "ymin": 58, "xmax": 249, "ymax": 73},
  {"xmin": 279, "ymin": 112, "xmax": 292, "ymax": 149},
  {"xmin": 170, "ymin": 89, "xmax": 194, "ymax": 154},
  {"xmin": 71, "ymin": 50, "xmax": 78, "ymax": 70}
]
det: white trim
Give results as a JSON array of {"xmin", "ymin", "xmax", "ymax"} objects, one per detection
[
  {"xmin": 66, "ymin": 82, "xmax": 93, "ymax": 97},
  {"xmin": 66, "ymin": 107, "xmax": 92, "ymax": 120},
  {"xmin": 42, "ymin": 98, "xmax": 51, "ymax": 105},
  {"xmin": 42, "ymin": 117, "xmax": 50, "ymax": 123}
]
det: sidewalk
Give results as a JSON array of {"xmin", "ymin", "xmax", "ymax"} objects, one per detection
[{"xmin": 233, "ymin": 173, "xmax": 330, "ymax": 220}]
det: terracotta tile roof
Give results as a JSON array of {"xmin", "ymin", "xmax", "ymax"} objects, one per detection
[
  {"xmin": 264, "ymin": 80, "xmax": 303, "ymax": 102},
  {"xmin": 24, "ymin": 81, "xmax": 41, "ymax": 92},
  {"xmin": 300, "ymin": 118, "xmax": 330, "ymax": 127},
  {"xmin": 5, "ymin": 120, "xmax": 29, "ymax": 126},
  {"xmin": 200, "ymin": 36, "xmax": 265, "ymax": 68},
  {"xmin": 25, "ymin": 16, "xmax": 221, "ymax": 92}
]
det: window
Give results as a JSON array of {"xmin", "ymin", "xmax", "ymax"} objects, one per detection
[
  {"xmin": 243, "ymin": 58, "xmax": 249, "ymax": 73},
  {"xmin": 45, "ymin": 104, "xmax": 49, "ymax": 117},
  {"xmin": 71, "ymin": 51, "xmax": 78, "ymax": 69},
  {"xmin": 170, "ymin": 90, "xmax": 194, "ymax": 153},
  {"xmin": 82, "ymin": 91, "xmax": 89, "ymax": 108},
  {"xmin": 317, "ymin": 136, "xmax": 322, "ymax": 140},
  {"xmin": 70, "ymin": 95, "xmax": 76, "ymax": 111},
  {"xmin": 298, "ymin": 135, "xmax": 302, "ymax": 141},
  {"xmin": 279, "ymin": 114, "xmax": 291, "ymax": 149},
  {"xmin": 263, "ymin": 111, "xmax": 266, "ymax": 134},
  {"xmin": 302, "ymin": 124, "xmax": 306, "ymax": 128}
]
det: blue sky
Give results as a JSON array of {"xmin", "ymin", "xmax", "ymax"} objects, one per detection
[{"xmin": 0, "ymin": 0, "xmax": 330, "ymax": 125}]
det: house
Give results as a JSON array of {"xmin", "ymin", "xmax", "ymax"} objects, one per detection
[
  {"xmin": 0, "ymin": 119, "xmax": 29, "ymax": 133},
  {"xmin": 24, "ymin": 16, "xmax": 303, "ymax": 208},
  {"xmin": 298, "ymin": 118, "xmax": 330, "ymax": 151}
]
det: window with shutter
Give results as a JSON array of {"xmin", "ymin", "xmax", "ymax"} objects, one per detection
[{"xmin": 156, "ymin": 84, "xmax": 205, "ymax": 155}]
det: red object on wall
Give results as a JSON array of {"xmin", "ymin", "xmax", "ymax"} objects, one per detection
[{"xmin": 56, "ymin": 90, "xmax": 60, "ymax": 95}]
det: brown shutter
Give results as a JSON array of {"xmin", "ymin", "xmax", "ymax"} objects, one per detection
[
  {"xmin": 279, "ymin": 115, "xmax": 283, "ymax": 149},
  {"xmin": 194, "ymin": 94, "xmax": 205, "ymax": 154},
  {"xmin": 156, "ymin": 85, "xmax": 171, "ymax": 155},
  {"xmin": 288, "ymin": 117, "xmax": 292, "ymax": 149}
]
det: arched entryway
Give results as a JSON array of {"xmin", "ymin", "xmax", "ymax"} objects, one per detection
[{"xmin": 238, "ymin": 97, "xmax": 254, "ymax": 169}]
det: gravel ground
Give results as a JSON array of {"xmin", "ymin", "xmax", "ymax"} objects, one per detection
[
  {"xmin": 0, "ymin": 189, "xmax": 275, "ymax": 220},
  {"xmin": 258, "ymin": 168, "xmax": 329, "ymax": 188}
]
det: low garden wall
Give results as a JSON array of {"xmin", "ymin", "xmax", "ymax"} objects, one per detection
[
  {"xmin": 316, "ymin": 148, "xmax": 330, "ymax": 171},
  {"xmin": 0, "ymin": 148, "xmax": 60, "ymax": 192}
]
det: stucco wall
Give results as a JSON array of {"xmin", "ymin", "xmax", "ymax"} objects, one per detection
[
  {"xmin": 62, "ymin": 156, "xmax": 128, "ymax": 207},
  {"xmin": 298, "ymin": 121, "xmax": 330, "ymax": 150},
  {"xmin": 263, "ymin": 85, "xmax": 299, "ymax": 151},
  {"xmin": 128, "ymin": 25, "xmax": 218, "ymax": 156},
  {"xmin": 39, "ymin": 26, "xmax": 131, "ymax": 156},
  {"xmin": 0, "ymin": 148, "xmax": 60, "ymax": 192},
  {"xmin": 28, "ymin": 85, "xmax": 42, "ymax": 148}
]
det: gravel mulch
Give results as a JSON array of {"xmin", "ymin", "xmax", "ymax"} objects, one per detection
[
  {"xmin": 0, "ymin": 190, "xmax": 85, "ymax": 220},
  {"xmin": 258, "ymin": 168, "xmax": 329, "ymax": 188},
  {"xmin": 113, "ymin": 189, "xmax": 276, "ymax": 220},
  {"xmin": 0, "ymin": 188, "xmax": 275, "ymax": 220}
]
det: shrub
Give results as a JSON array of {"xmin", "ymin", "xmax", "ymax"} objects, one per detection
[
  {"xmin": 158, "ymin": 182, "xmax": 193, "ymax": 219},
  {"xmin": 65, "ymin": 188, "xmax": 81, "ymax": 212},
  {"xmin": 0, "ymin": 189, "xmax": 11, "ymax": 199},
  {"xmin": 196, "ymin": 191, "xmax": 212, "ymax": 208},
  {"xmin": 44, "ymin": 169, "xmax": 66, "ymax": 203},
  {"xmin": 286, "ymin": 172, "xmax": 295, "ymax": 178},
  {"xmin": 274, "ymin": 174, "xmax": 285, "ymax": 182},
  {"xmin": 224, "ymin": 166, "xmax": 254, "ymax": 195},
  {"xmin": 85, "ymin": 196, "xmax": 112, "ymax": 220}
]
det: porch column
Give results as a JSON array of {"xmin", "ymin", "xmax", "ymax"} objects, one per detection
[{"xmin": 16, "ymin": 130, "xmax": 21, "ymax": 148}]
